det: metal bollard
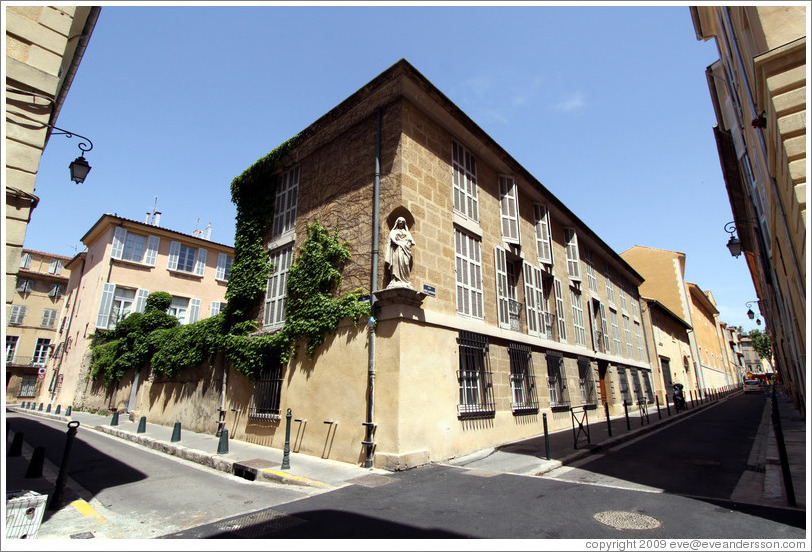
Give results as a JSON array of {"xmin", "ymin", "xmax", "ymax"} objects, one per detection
[
  {"xmin": 26, "ymin": 446, "xmax": 46, "ymax": 478},
  {"xmin": 604, "ymin": 402, "xmax": 612, "ymax": 437},
  {"xmin": 655, "ymin": 396, "xmax": 662, "ymax": 420},
  {"xmin": 38, "ymin": 403, "xmax": 43, "ymax": 411},
  {"xmin": 48, "ymin": 421, "xmax": 80, "ymax": 510},
  {"xmin": 282, "ymin": 408, "xmax": 292, "ymax": 470},
  {"xmin": 55, "ymin": 405, "xmax": 61, "ymax": 415},
  {"xmin": 46, "ymin": 404, "xmax": 51, "ymax": 413},
  {"xmin": 217, "ymin": 429, "xmax": 229, "ymax": 454},
  {"xmin": 66, "ymin": 406, "xmax": 72, "ymax": 417},
  {"xmin": 111, "ymin": 410, "xmax": 119, "ymax": 426},
  {"xmin": 542, "ymin": 413, "xmax": 551, "ymax": 460},
  {"xmin": 137, "ymin": 416, "xmax": 147, "ymax": 433},
  {"xmin": 623, "ymin": 401, "xmax": 630, "ymax": 431},
  {"xmin": 171, "ymin": 422, "xmax": 181, "ymax": 442}
]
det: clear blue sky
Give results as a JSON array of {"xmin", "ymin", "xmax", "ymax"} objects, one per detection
[{"xmin": 23, "ymin": 2, "xmax": 763, "ymax": 330}]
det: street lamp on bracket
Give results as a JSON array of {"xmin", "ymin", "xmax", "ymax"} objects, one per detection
[
  {"xmin": 724, "ymin": 221, "xmax": 742, "ymax": 258},
  {"xmin": 745, "ymin": 300, "xmax": 762, "ymax": 326}
]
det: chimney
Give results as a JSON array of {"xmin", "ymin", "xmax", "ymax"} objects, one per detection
[
  {"xmin": 145, "ymin": 212, "xmax": 150, "ymax": 223},
  {"xmin": 153, "ymin": 212, "xmax": 161, "ymax": 227}
]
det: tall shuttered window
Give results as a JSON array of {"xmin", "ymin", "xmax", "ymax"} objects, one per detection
[
  {"xmin": 455, "ymin": 228, "xmax": 483, "ymax": 319},
  {"xmin": 457, "ymin": 331, "xmax": 494, "ymax": 418},
  {"xmin": 452, "ymin": 141, "xmax": 478, "ymax": 222},
  {"xmin": 264, "ymin": 246, "xmax": 294, "ymax": 330},
  {"xmin": 272, "ymin": 166, "xmax": 299, "ymax": 239},
  {"xmin": 498, "ymin": 176, "xmax": 520, "ymax": 243}
]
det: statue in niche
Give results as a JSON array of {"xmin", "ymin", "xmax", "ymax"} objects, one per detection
[{"xmin": 385, "ymin": 217, "xmax": 415, "ymax": 289}]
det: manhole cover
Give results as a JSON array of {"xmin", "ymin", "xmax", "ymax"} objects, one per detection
[
  {"xmin": 594, "ymin": 510, "xmax": 661, "ymax": 530},
  {"xmin": 351, "ymin": 474, "xmax": 394, "ymax": 487}
]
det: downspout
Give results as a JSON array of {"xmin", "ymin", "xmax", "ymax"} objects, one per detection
[
  {"xmin": 217, "ymin": 354, "xmax": 228, "ymax": 436},
  {"xmin": 364, "ymin": 108, "xmax": 382, "ymax": 468}
]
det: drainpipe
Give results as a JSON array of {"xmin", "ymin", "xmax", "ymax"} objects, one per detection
[
  {"xmin": 364, "ymin": 108, "xmax": 382, "ymax": 468},
  {"xmin": 217, "ymin": 354, "xmax": 228, "ymax": 436}
]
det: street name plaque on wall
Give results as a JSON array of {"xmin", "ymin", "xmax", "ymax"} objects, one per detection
[{"xmin": 422, "ymin": 284, "xmax": 436, "ymax": 297}]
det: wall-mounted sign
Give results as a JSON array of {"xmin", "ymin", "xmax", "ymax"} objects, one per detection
[{"xmin": 423, "ymin": 284, "xmax": 436, "ymax": 297}]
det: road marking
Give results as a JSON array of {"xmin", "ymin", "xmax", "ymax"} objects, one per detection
[{"xmin": 71, "ymin": 499, "xmax": 107, "ymax": 522}]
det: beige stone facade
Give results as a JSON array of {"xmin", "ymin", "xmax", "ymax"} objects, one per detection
[
  {"xmin": 686, "ymin": 284, "xmax": 737, "ymax": 390},
  {"xmin": 5, "ymin": 249, "xmax": 70, "ymax": 403},
  {"xmin": 212, "ymin": 60, "xmax": 658, "ymax": 468},
  {"xmin": 44, "ymin": 214, "xmax": 233, "ymax": 414},
  {"xmin": 5, "ymin": 6, "xmax": 99, "ymax": 309},
  {"xmin": 690, "ymin": 5, "xmax": 806, "ymax": 411},
  {"xmin": 641, "ymin": 298, "xmax": 697, "ymax": 404}
]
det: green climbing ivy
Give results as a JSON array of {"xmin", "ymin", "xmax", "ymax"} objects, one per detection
[{"xmin": 88, "ymin": 137, "xmax": 369, "ymax": 384}]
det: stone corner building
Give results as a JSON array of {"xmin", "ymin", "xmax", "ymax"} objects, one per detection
[{"xmin": 233, "ymin": 59, "xmax": 661, "ymax": 469}]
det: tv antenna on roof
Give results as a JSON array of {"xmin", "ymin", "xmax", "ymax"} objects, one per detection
[{"xmin": 146, "ymin": 196, "xmax": 161, "ymax": 226}]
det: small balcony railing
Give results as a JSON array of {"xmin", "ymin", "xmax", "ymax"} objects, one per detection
[{"xmin": 6, "ymin": 355, "xmax": 49, "ymax": 368}]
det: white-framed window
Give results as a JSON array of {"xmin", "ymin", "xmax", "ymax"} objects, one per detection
[
  {"xmin": 41, "ymin": 309, "xmax": 58, "ymax": 328},
  {"xmin": 454, "ymin": 228, "xmax": 483, "ymax": 319},
  {"xmin": 264, "ymin": 246, "xmax": 294, "ymax": 329},
  {"xmin": 168, "ymin": 297, "xmax": 187, "ymax": 325},
  {"xmin": 19, "ymin": 252, "xmax": 32, "ymax": 269},
  {"xmin": 617, "ymin": 366, "xmax": 631, "ymax": 404},
  {"xmin": 272, "ymin": 166, "xmax": 299, "ymax": 239},
  {"xmin": 457, "ymin": 331, "xmax": 494, "ymax": 417},
  {"xmin": 578, "ymin": 357, "xmax": 597, "ymax": 405},
  {"xmin": 16, "ymin": 277, "xmax": 33, "ymax": 293},
  {"xmin": 553, "ymin": 278, "xmax": 567, "ymax": 342},
  {"xmin": 523, "ymin": 262, "xmax": 550, "ymax": 339},
  {"xmin": 210, "ymin": 301, "xmax": 225, "ymax": 317},
  {"xmin": 452, "ymin": 141, "xmax": 478, "ymax": 222},
  {"xmin": 604, "ymin": 264, "xmax": 615, "ymax": 307},
  {"xmin": 32, "ymin": 338, "xmax": 50, "ymax": 366},
  {"xmin": 634, "ymin": 320, "xmax": 645, "ymax": 360},
  {"xmin": 623, "ymin": 315, "xmax": 634, "ymax": 359},
  {"xmin": 584, "ymin": 248, "xmax": 598, "ymax": 294},
  {"xmin": 168, "ymin": 241, "xmax": 207, "ymax": 276},
  {"xmin": 6, "ymin": 336, "xmax": 19, "ymax": 363},
  {"xmin": 570, "ymin": 288, "xmax": 587, "ymax": 347},
  {"xmin": 48, "ymin": 259, "xmax": 63, "ymax": 275},
  {"xmin": 619, "ymin": 278, "xmax": 628, "ymax": 313},
  {"xmin": 49, "ymin": 283, "xmax": 65, "ymax": 298},
  {"xmin": 498, "ymin": 176, "xmax": 520, "ymax": 243},
  {"xmin": 547, "ymin": 354, "xmax": 569, "ymax": 408},
  {"xmin": 9, "ymin": 305, "xmax": 27, "ymax": 325},
  {"xmin": 95, "ymin": 285, "xmax": 148, "ymax": 329},
  {"xmin": 216, "ymin": 253, "xmax": 233, "ymax": 281},
  {"xmin": 509, "ymin": 343, "xmax": 538, "ymax": 413},
  {"xmin": 494, "ymin": 246, "xmax": 520, "ymax": 330},
  {"xmin": 610, "ymin": 309, "xmax": 622, "ymax": 356},
  {"xmin": 598, "ymin": 302, "xmax": 611, "ymax": 353},
  {"xmin": 111, "ymin": 227, "xmax": 160, "ymax": 266},
  {"xmin": 564, "ymin": 228, "xmax": 581, "ymax": 281},
  {"xmin": 533, "ymin": 204, "xmax": 553, "ymax": 265}
]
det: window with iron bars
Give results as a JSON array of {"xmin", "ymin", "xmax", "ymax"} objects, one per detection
[
  {"xmin": 249, "ymin": 352, "xmax": 284, "ymax": 421},
  {"xmin": 457, "ymin": 331, "xmax": 495, "ymax": 418},
  {"xmin": 577, "ymin": 357, "xmax": 596, "ymax": 406},
  {"xmin": 547, "ymin": 354, "xmax": 570, "ymax": 410},
  {"xmin": 509, "ymin": 343, "xmax": 539, "ymax": 414}
]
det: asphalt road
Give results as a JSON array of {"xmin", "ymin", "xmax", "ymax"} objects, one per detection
[{"xmin": 164, "ymin": 394, "xmax": 805, "ymax": 540}]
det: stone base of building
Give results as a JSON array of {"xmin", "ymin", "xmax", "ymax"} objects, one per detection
[{"xmin": 374, "ymin": 449, "xmax": 431, "ymax": 471}]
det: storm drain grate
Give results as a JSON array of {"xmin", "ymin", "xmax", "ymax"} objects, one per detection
[
  {"xmin": 233, "ymin": 459, "xmax": 279, "ymax": 481},
  {"xmin": 351, "ymin": 474, "xmax": 395, "ymax": 488},
  {"xmin": 214, "ymin": 508, "xmax": 304, "ymax": 538},
  {"xmin": 594, "ymin": 511, "xmax": 661, "ymax": 530},
  {"xmin": 70, "ymin": 532, "xmax": 95, "ymax": 539}
]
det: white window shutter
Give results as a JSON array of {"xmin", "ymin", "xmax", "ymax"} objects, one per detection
[
  {"xmin": 523, "ymin": 262, "xmax": 539, "ymax": 337},
  {"xmin": 96, "ymin": 283, "xmax": 116, "ymax": 328},
  {"xmin": 210, "ymin": 301, "xmax": 222, "ymax": 317},
  {"xmin": 216, "ymin": 253, "xmax": 227, "ymax": 280},
  {"xmin": 494, "ymin": 246, "xmax": 509, "ymax": 329},
  {"xmin": 554, "ymin": 278, "xmax": 567, "ymax": 342},
  {"xmin": 535, "ymin": 204, "xmax": 552, "ymax": 264},
  {"xmin": 167, "ymin": 241, "xmax": 181, "ymax": 270},
  {"xmin": 134, "ymin": 289, "xmax": 150, "ymax": 313},
  {"xmin": 144, "ymin": 236, "xmax": 160, "ymax": 266},
  {"xmin": 194, "ymin": 248, "xmax": 207, "ymax": 276},
  {"xmin": 20, "ymin": 253, "xmax": 32, "ymax": 269},
  {"xmin": 599, "ymin": 303, "xmax": 611, "ymax": 352},
  {"xmin": 188, "ymin": 298, "xmax": 201, "ymax": 324},
  {"xmin": 565, "ymin": 229, "xmax": 581, "ymax": 281},
  {"xmin": 111, "ymin": 227, "xmax": 127, "ymax": 260}
]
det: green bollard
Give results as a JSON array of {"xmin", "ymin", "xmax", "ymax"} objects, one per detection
[
  {"xmin": 111, "ymin": 410, "xmax": 119, "ymax": 426},
  {"xmin": 46, "ymin": 404, "xmax": 51, "ymax": 413},
  {"xmin": 170, "ymin": 422, "xmax": 181, "ymax": 442},
  {"xmin": 38, "ymin": 403, "xmax": 44, "ymax": 411},
  {"xmin": 137, "ymin": 416, "xmax": 146, "ymax": 433},
  {"xmin": 65, "ymin": 405, "xmax": 72, "ymax": 417},
  {"xmin": 55, "ymin": 405, "xmax": 61, "ymax": 415},
  {"xmin": 217, "ymin": 429, "xmax": 229, "ymax": 454},
  {"xmin": 282, "ymin": 409, "xmax": 292, "ymax": 470}
]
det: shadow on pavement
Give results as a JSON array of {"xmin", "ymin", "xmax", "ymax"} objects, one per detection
[
  {"xmin": 162, "ymin": 508, "xmax": 470, "ymax": 539},
  {"xmin": 6, "ymin": 414, "xmax": 147, "ymax": 523}
]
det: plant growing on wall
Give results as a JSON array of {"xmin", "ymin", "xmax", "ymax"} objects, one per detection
[{"xmin": 88, "ymin": 137, "xmax": 370, "ymax": 384}]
